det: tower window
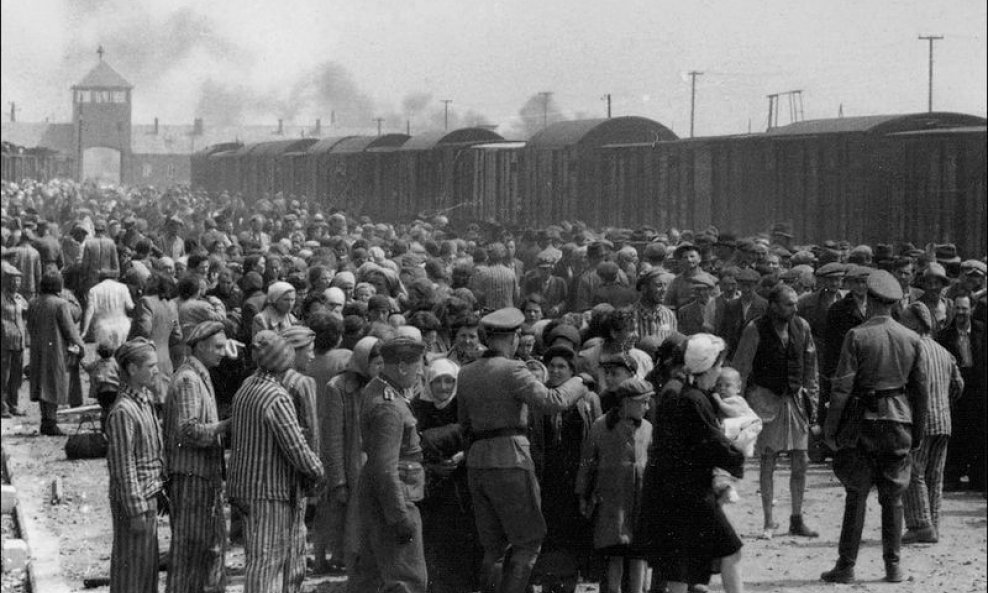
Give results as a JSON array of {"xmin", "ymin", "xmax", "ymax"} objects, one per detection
[{"xmin": 113, "ymin": 91, "xmax": 126, "ymax": 103}]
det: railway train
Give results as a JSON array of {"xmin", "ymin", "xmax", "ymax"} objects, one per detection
[{"xmin": 201, "ymin": 111, "xmax": 985, "ymax": 256}]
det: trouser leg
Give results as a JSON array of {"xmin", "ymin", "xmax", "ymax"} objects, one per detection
[
  {"xmin": 110, "ymin": 495, "xmax": 159, "ymax": 593},
  {"xmin": 875, "ymin": 420, "xmax": 912, "ymax": 566},
  {"xmin": 243, "ymin": 500, "xmax": 291, "ymax": 593},
  {"xmin": 166, "ymin": 475, "xmax": 227, "ymax": 593},
  {"xmin": 926, "ymin": 435, "xmax": 950, "ymax": 531},
  {"xmin": 40, "ymin": 400, "xmax": 58, "ymax": 428},
  {"xmin": 833, "ymin": 447, "xmax": 873, "ymax": 567},
  {"xmin": 1, "ymin": 348, "xmax": 23, "ymax": 411},
  {"xmin": 903, "ymin": 440, "xmax": 932, "ymax": 530}
]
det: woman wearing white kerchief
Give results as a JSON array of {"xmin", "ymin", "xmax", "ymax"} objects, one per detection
[
  {"xmin": 251, "ymin": 281, "xmax": 298, "ymax": 338},
  {"xmin": 411, "ymin": 357, "xmax": 478, "ymax": 593}
]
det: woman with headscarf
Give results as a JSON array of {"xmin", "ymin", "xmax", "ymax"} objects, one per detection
[
  {"xmin": 636, "ymin": 334, "xmax": 745, "ymax": 593},
  {"xmin": 27, "ymin": 272, "xmax": 87, "ymax": 435},
  {"xmin": 411, "ymin": 358, "xmax": 478, "ymax": 592},
  {"xmin": 251, "ymin": 281, "xmax": 298, "ymax": 338},
  {"xmin": 105, "ymin": 338, "xmax": 166, "ymax": 593},
  {"xmin": 129, "ymin": 272, "xmax": 183, "ymax": 407},
  {"xmin": 312, "ymin": 336, "xmax": 383, "ymax": 574},
  {"xmin": 531, "ymin": 344, "xmax": 602, "ymax": 586}
]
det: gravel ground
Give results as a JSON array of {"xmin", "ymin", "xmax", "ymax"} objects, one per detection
[{"xmin": 3, "ymin": 392, "xmax": 986, "ymax": 593}]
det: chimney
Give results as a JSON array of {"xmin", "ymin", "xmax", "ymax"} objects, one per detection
[
  {"xmin": 193, "ymin": 118, "xmax": 203, "ymax": 136},
  {"xmin": 9, "ymin": 102, "xmax": 14, "ymax": 123},
  {"xmin": 277, "ymin": 119, "xmax": 284, "ymax": 135},
  {"xmin": 153, "ymin": 117, "xmax": 159, "ymax": 135},
  {"xmin": 315, "ymin": 118, "xmax": 321, "ymax": 136}
]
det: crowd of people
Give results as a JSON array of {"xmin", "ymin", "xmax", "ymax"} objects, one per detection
[{"xmin": 1, "ymin": 177, "xmax": 985, "ymax": 593}]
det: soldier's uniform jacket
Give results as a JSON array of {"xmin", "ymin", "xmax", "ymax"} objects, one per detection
[
  {"xmin": 457, "ymin": 353, "xmax": 587, "ymax": 471},
  {"xmin": 164, "ymin": 356, "xmax": 226, "ymax": 481},
  {"xmin": 359, "ymin": 376, "xmax": 425, "ymax": 526}
]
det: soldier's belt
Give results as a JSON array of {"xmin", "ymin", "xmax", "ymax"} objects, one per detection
[{"xmin": 471, "ymin": 427, "xmax": 527, "ymax": 441}]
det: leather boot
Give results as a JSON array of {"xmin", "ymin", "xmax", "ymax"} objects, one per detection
[
  {"xmin": 820, "ymin": 563, "xmax": 855, "ymax": 583},
  {"xmin": 499, "ymin": 553, "xmax": 536, "ymax": 593},
  {"xmin": 788, "ymin": 514, "xmax": 819, "ymax": 537},
  {"xmin": 885, "ymin": 562, "xmax": 905, "ymax": 582}
]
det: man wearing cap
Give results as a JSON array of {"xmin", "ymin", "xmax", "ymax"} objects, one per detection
[
  {"xmin": 632, "ymin": 269, "xmax": 677, "ymax": 346},
  {"xmin": 592, "ymin": 261, "xmax": 638, "ymax": 309},
  {"xmin": 719, "ymin": 267, "xmax": 768, "ymax": 359},
  {"xmin": 280, "ymin": 325, "xmax": 319, "ymax": 452},
  {"xmin": 164, "ymin": 321, "xmax": 232, "ymax": 593},
  {"xmin": 572, "ymin": 241, "xmax": 625, "ymax": 313},
  {"xmin": 32, "ymin": 220, "xmax": 63, "ymax": 274},
  {"xmin": 822, "ymin": 271, "xmax": 929, "ymax": 584},
  {"xmin": 823, "ymin": 265, "xmax": 872, "ymax": 401},
  {"xmin": 917, "ymin": 263, "xmax": 954, "ymax": 338},
  {"xmin": 348, "ymin": 336, "xmax": 428, "ymax": 593},
  {"xmin": 61, "ymin": 223, "xmax": 89, "ymax": 267},
  {"xmin": 229, "ymin": 330, "xmax": 324, "ymax": 593},
  {"xmin": 664, "ymin": 243, "xmax": 703, "ymax": 311},
  {"xmin": 676, "ymin": 271, "xmax": 718, "ymax": 336},
  {"xmin": 81, "ymin": 218, "xmax": 120, "ymax": 297},
  {"xmin": 456, "ymin": 307, "xmax": 589, "ymax": 593},
  {"xmin": 1, "ymin": 262, "xmax": 29, "ymax": 418},
  {"xmin": 734, "ymin": 285, "xmax": 820, "ymax": 540},
  {"xmin": 159, "ymin": 216, "xmax": 186, "ymax": 260},
  {"xmin": 948, "ymin": 260, "xmax": 988, "ymax": 301},
  {"xmin": 522, "ymin": 250, "xmax": 568, "ymax": 318},
  {"xmin": 641, "ymin": 241, "xmax": 670, "ymax": 275}
]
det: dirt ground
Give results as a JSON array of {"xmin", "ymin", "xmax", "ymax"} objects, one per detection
[{"xmin": 2, "ymin": 391, "xmax": 986, "ymax": 593}]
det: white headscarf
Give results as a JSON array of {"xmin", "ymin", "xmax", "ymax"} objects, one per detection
[
  {"xmin": 421, "ymin": 358, "xmax": 460, "ymax": 409},
  {"xmin": 684, "ymin": 333, "xmax": 726, "ymax": 375}
]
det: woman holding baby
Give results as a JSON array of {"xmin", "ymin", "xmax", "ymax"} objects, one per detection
[{"xmin": 636, "ymin": 333, "xmax": 746, "ymax": 593}]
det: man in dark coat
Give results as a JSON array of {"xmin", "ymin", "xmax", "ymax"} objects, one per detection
[
  {"xmin": 719, "ymin": 267, "xmax": 767, "ymax": 359},
  {"xmin": 938, "ymin": 295, "xmax": 986, "ymax": 492}
]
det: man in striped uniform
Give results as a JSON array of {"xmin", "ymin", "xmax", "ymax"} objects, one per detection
[
  {"xmin": 279, "ymin": 325, "xmax": 319, "ymax": 452},
  {"xmin": 348, "ymin": 335, "xmax": 429, "ymax": 593},
  {"xmin": 106, "ymin": 338, "xmax": 166, "ymax": 593},
  {"xmin": 900, "ymin": 302, "xmax": 964, "ymax": 544},
  {"xmin": 229, "ymin": 330, "xmax": 325, "ymax": 593},
  {"xmin": 164, "ymin": 320, "xmax": 231, "ymax": 593}
]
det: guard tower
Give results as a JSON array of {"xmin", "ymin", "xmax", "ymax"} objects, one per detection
[{"xmin": 71, "ymin": 47, "xmax": 133, "ymax": 181}]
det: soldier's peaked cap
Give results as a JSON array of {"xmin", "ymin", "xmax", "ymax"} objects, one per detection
[{"xmin": 481, "ymin": 308, "xmax": 525, "ymax": 334}]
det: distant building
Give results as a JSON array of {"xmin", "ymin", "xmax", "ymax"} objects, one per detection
[{"xmin": 1, "ymin": 54, "xmax": 342, "ymax": 186}]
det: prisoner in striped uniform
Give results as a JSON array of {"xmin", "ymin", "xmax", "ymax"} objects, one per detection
[
  {"xmin": 280, "ymin": 325, "xmax": 320, "ymax": 452},
  {"xmin": 900, "ymin": 302, "xmax": 964, "ymax": 543},
  {"xmin": 106, "ymin": 338, "xmax": 166, "ymax": 593},
  {"xmin": 163, "ymin": 320, "xmax": 231, "ymax": 593},
  {"xmin": 229, "ymin": 330, "xmax": 325, "ymax": 593}
]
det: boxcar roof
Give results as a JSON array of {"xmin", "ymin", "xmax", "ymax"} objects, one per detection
[
  {"xmin": 246, "ymin": 138, "xmax": 319, "ymax": 155},
  {"xmin": 400, "ymin": 128, "xmax": 503, "ymax": 151},
  {"xmin": 307, "ymin": 136, "xmax": 357, "ymax": 154},
  {"xmin": 766, "ymin": 112, "xmax": 986, "ymax": 136},
  {"xmin": 328, "ymin": 134, "xmax": 411, "ymax": 154},
  {"xmin": 526, "ymin": 116, "xmax": 677, "ymax": 149}
]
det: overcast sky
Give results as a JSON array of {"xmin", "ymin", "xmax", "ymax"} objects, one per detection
[{"xmin": 2, "ymin": 0, "xmax": 985, "ymax": 138}]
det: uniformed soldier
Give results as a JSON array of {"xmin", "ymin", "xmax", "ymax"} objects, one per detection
[
  {"xmin": 164, "ymin": 320, "xmax": 231, "ymax": 593},
  {"xmin": 822, "ymin": 270, "xmax": 929, "ymax": 584},
  {"xmin": 348, "ymin": 336, "xmax": 429, "ymax": 593},
  {"xmin": 457, "ymin": 307, "xmax": 589, "ymax": 593}
]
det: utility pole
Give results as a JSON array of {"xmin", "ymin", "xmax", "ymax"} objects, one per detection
[
  {"xmin": 688, "ymin": 71, "xmax": 703, "ymax": 137},
  {"xmin": 538, "ymin": 91, "xmax": 553, "ymax": 129},
  {"xmin": 918, "ymin": 34, "xmax": 943, "ymax": 112},
  {"xmin": 406, "ymin": 120, "xmax": 411, "ymax": 135},
  {"xmin": 602, "ymin": 93, "xmax": 612, "ymax": 118},
  {"xmin": 373, "ymin": 118, "xmax": 384, "ymax": 137},
  {"xmin": 9, "ymin": 102, "xmax": 19, "ymax": 123},
  {"xmin": 440, "ymin": 99, "xmax": 453, "ymax": 130}
]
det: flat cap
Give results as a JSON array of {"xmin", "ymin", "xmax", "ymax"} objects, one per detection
[
  {"xmin": 185, "ymin": 320, "xmax": 226, "ymax": 347},
  {"xmin": 280, "ymin": 325, "xmax": 315, "ymax": 349},
  {"xmin": 673, "ymin": 242, "xmax": 699, "ymax": 259},
  {"xmin": 815, "ymin": 262, "xmax": 845, "ymax": 278},
  {"xmin": 844, "ymin": 264, "xmax": 873, "ymax": 280},
  {"xmin": 866, "ymin": 269, "xmax": 903, "ymax": 303},
  {"xmin": 736, "ymin": 268, "xmax": 761, "ymax": 283},
  {"xmin": 607, "ymin": 376, "xmax": 655, "ymax": 402},
  {"xmin": 921, "ymin": 262, "xmax": 949, "ymax": 282},
  {"xmin": 547, "ymin": 323, "xmax": 582, "ymax": 349},
  {"xmin": 961, "ymin": 260, "xmax": 987, "ymax": 276},
  {"xmin": 751, "ymin": 243, "xmax": 769, "ymax": 255},
  {"xmin": 934, "ymin": 243, "xmax": 960, "ymax": 263},
  {"xmin": 380, "ymin": 335, "xmax": 426, "ymax": 363},
  {"xmin": 689, "ymin": 271, "xmax": 717, "ymax": 288},
  {"xmin": 791, "ymin": 250, "xmax": 817, "ymax": 266},
  {"xmin": 537, "ymin": 250, "xmax": 558, "ymax": 267},
  {"xmin": 481, "ymin": 307, "xmax": 525, "ymax": 334}
]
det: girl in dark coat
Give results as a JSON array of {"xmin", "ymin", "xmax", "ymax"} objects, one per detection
[{"xmin": 636, "ymin": 333, "xmax": 745, "ymax": 593}]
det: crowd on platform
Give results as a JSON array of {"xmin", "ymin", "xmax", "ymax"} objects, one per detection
[{"xmin": 1, "ymin": 177, "xmax": 985, "ymax": 593}]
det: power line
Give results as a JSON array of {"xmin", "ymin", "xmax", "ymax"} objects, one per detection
[{"xmin": 918, "ymin": 34, "xmax": 944, "ymax": 112}]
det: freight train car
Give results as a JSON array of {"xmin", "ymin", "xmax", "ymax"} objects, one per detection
[
  {"xmin": 320, "ymin": 134, "xmax": 410, "ymax": 217},
  {"xmin": 600, "ymin": 112, "xmax": 986, "ymax": 255}
]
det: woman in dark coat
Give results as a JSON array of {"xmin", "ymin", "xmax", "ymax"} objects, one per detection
[
  {"xmin": 27, "ymin": 271, "xmax": 86, "ymax": 435},
  {"xmin": 636, "ymin": 333, "xmax": 745, "ymax": 593}
]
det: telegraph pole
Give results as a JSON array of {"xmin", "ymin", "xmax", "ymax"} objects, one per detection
[
  {"xmin": 918, "ymin": 35, "xmax": 943, "ymax": 112},
  {"xmin": 602, "ymin": 94, "xmax": 612, "ymax": 118},
  {"xmin": 373, "ymin": 118, "xmax": 384, "ymax": 137},
  {"xmin": 538, "ymin": 91, "xmax": 553, "ymax": 129},
  {"xmin": 688, "ymin": 71, "xmax": 703, "ymax": 137},
  {"xmin": 440, "ymin": 99, "xmax": 453, "ymax": 130}
]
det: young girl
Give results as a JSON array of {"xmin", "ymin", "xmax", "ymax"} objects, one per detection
[
  {"xmin": 711, "ymin": 366, "xmax": 763, "ymax": 503},
  {"xmin": 576, "ymin": 377, "xmax": 654, "ymax": 593}
]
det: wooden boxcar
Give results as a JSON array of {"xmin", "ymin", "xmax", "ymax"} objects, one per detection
[
  {"xmin": 320, "ymin": 134, "xmax": 410, "ymax": 217},
  {"xmin": 464, "ymin": 141, "xmax": 526, "ymax": 224}
]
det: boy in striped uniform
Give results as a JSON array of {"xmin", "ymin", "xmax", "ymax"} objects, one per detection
[{"xmin": 164, "ymin": 320, "xmax": 231, "ymax": 593}]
